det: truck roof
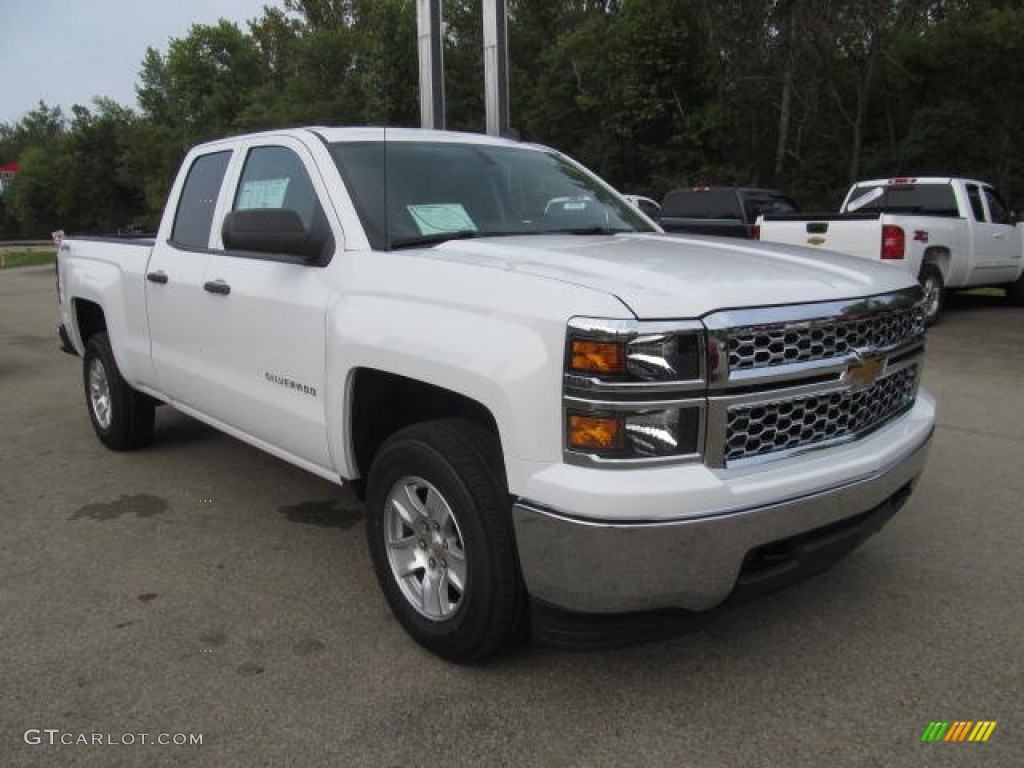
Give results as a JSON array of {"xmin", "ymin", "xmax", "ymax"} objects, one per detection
[
  {"xmin": 664, "ymin": 186, "xmax": 790, "ymax": 195},
  {"xmin": 192, "ymin": 126, "xmax": 535, "ymax": 153},
  {"xmin": 851, "ymin": 177, "xmax": 991, "ymax": 188}
]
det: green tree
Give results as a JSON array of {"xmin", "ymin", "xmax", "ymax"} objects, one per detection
[
  {"xmin": 891, "ymin": 4, "xmax": 1024, "ymax": 199},
  {"xmin": 8, "ymin": 143, "xmax": 66, "ymax": 236},
  {"xmin": 137, "ymin": 20, "xmax": 267, "ymax": 144},
  {"xmin": 2, "ymin": 103, "xmax": 67, "ymax": 236},
  {"xmin": 59, "ymin": 99, "xmax": 147, "ymax": 232},
  {"xmin": 0, "ymin": 101, "xmax": 65, "ymax": 159}
]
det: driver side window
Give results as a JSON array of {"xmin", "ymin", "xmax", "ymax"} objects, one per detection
[
  {"xmin": 233, "ymin": 145, "xmax": 325, "ymax": 231},
  {"xmin": 983, "ymin": 187, "xmax": 1010, "ymax": 225}
]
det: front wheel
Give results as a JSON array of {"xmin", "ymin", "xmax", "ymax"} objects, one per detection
[
  {"xmin": 366, "ymin": 419, "xmax": 526, "ymax": 662},
  {"xmin": 919, "ymin": 265, "xmax": 944, "ymax": 325},
  {"xmin": 82, "ymin": 332, "xmax": 155, "ymax": 450}
]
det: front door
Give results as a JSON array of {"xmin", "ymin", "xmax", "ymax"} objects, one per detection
[
  {"xmin": 969, "ymin": 185, "xmax": 1021, "ymax": 285},
  {"xmin": 199, "ymin": 140, "xmax": 336, "ymax": 471}
]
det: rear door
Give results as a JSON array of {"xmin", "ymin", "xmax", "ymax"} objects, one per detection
[
  {"xmin": 146, "ymin": 149, "xmax": 232, "ymax": 405},
  {"xmin": 199, "ymin": 137, "xmax": 337, "ymax": 470}
]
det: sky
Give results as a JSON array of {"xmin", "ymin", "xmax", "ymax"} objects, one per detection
[{"xmin": 1, "ymin": 0, "xmax": 275, "ymax": 125}]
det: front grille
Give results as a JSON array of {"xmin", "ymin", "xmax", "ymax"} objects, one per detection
[
  {"xmin": 728, "ymin": 305, "xmax": 925, "ymax": 371},
  {"xmin": 724, "ymin": 365, "xmax": 918, "ymax": 462}
]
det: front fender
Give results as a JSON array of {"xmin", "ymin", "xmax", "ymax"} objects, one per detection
[{"xmin": 324, "ymin": 259, "xmax": 628, "ymax": 494}]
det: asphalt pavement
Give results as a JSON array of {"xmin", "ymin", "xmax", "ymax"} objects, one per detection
[{"xmin": 1, "ymin": 264, "xmax": 1021, "ymax": 767}]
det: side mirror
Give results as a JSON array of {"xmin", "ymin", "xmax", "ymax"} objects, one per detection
[{"xmin": 222, "ymin": 209, "xmax": 330, "ymax": 263}]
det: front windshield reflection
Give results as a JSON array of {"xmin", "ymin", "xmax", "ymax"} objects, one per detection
[{"xmin": 330, "ymin": 141, "xmax": 653, "ymax": 250}]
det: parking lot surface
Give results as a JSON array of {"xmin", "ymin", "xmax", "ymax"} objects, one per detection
[{"xmin": 2, "ymin": 264, "xmax": 1021, "ymax": 767}]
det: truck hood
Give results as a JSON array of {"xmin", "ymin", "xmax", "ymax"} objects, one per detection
[{"xmin": 426, "ymin": 233, "xmax": 916, "ymax": 319}]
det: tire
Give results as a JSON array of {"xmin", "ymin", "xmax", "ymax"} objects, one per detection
[
  {"xmin": 918, "ymin": 265, "xmax": 944, "ymax": 325},
  {"xmin": 82, "ymin": 332, "xmax": 155, "ymax": 451},
  {"xmin": 366, "ymin": 419, "xmax": 527, "ymax": 662},
  {"xmin": 1007, "ymin": 271, "xmax": 1024, "ymax": 307}
]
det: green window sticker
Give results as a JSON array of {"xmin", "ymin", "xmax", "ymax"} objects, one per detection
[{"xmin": 407, "ymin": 204, "xmax": 478, "ymax": 235}]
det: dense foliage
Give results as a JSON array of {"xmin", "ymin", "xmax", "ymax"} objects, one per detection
[{"xmin": 1, "ymin": 0, "xmax": 1021, "ymax": 236}]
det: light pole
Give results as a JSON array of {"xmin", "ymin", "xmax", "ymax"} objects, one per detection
[
  {"xmin": 416, "ymin": 0, "xmax": 445, "ymax": 129},
  {"xmin": 483, "ymin": 0, "xmax": 510, "ymax": 137},
  {"xmin": 416, "ymin": 0, "xmax": 510, "ymax": 136}
]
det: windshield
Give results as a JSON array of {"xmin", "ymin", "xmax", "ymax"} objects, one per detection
[{"xmin": 329, "ymin": 140, "xmax": 654, "ymax": 250}]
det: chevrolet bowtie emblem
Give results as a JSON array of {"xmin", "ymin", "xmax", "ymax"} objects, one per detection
[
  {"xmin": 846, "ymin": 352, "xmax": 887, "ymax": 391},
  {"xmin": 807, "ymin": 235, "xmax": 826, "ymax": 245}
]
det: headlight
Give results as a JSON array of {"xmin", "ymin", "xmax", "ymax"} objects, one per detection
[
  {"xmin": 566, "ymin": 407, "xmax": 701, "ymax": 459},
  {"xmin": 564, "ymin": 318, "xmax": 707, "ymax": 466},
  {"xmin": 565, "ymin": 319, "xmax": 705, "ymax": 386}
]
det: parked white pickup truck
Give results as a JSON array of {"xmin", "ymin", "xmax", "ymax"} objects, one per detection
[
  {"xmin": 756, "ymin": 177, "xmax": 1024, "ymax": 322},
  {"xmin": 57, "ymin": 128, "xmax": 935, "ymax": 661}
]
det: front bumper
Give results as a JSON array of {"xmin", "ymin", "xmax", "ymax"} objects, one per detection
[{"xmin": 512, "ymin": 422, "xmax": 932, "ymax": 614}]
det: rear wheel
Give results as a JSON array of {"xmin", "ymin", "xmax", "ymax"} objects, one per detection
[
  {"xmin": 83, "ymin": 332, "xmax": 155, "ymax": 450},
  {"xmin": 1007, "ymin": 271, "xmax": 1024, "ymax": 306},
  {"xmin": 366, "ymin": 419, "xmax": 526, "ymax": 662},
  {"xmin": 919, "ymin": 265, "xmax": 944, "ymax": 325}
]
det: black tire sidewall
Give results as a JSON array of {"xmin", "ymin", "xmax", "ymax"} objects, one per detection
[
  {"xmin": 82, "ymin": 332, "xmax": 147, "ymax": 450},
  {"xmin": 919, "ymin": 265, "xmax": 944, "ymax": 325},
  {"xmin": 366, "ymin": 423, "xmax": 518, "ymax": 661},
  {"xmin": 1007, "ymin": 272, "xmax": 1024, "ymax": 306}
]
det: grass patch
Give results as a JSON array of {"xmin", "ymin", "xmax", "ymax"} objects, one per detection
[
  {"xmin": 0, "ymin": 250, "xmax": 56, "ymax": 269},
  {"xmin": 961, "ymin": 286, "xmax": 1005, "ymax": 298}
]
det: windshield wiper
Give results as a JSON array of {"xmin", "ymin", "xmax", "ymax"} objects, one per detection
[
  {"xmin": 389, "ymin": 227, "xmax": 636, "ymax": 249},
  {"xmin": 389, "ymin": 230, "xmax": 482, "ymax": 249},
  {"xmin": 537, "ymin": 226, "xmax": 635, "ymax": 235}
]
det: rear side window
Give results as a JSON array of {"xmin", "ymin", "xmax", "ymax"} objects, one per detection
[
  {"xmin": 661, "ymin": 190, "xmax": 740, "ymax": 219},
  {"xmin": 171, "ymin": 151, "xmax": 231, "ymax": 248}
]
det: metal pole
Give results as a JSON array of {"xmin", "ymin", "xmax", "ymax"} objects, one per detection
[
  {"xmin": 416, "ymin": 0, "xmax": 445, "ymax": 130},
  {"xmin": 483, "ymin": 0, "xmax": 510, "ymax": 137}
]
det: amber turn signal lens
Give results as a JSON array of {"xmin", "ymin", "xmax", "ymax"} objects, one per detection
[
  {"xmin": 567, "ymin": 414, "xmax": 624, "ymax": 452},
  {"xmin": 571, "ymin": 340, "xmax": 625, "ymax": 374}
]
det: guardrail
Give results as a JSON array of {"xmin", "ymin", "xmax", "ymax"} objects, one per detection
[{"xmin": 0, "ymin": 240, "xmax": 56, "ymax": 269}]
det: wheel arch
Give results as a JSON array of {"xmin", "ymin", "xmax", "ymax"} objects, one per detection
[
  {"xmin": 921, "ymin": 247, "xmax": 951, "ymax": 283},
  {"xmin": 72, "ymin": 298, "xmax": 108, "ymax": 351},
  {"xmin": 346, "ymin": 368, "xmax": 504, "ymax": 498}
]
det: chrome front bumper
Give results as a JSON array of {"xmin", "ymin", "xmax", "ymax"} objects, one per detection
[{"xmin": 512, "ymin": 429, "xmax": 932, "ymax": 614}]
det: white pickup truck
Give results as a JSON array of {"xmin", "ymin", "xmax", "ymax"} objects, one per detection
[
  {"xmin": 57, "ymin": 128, "xmax": 935, "ymax": 661},
  {"xmin": 756, "ymin": 177, "xmax": 1024, "ymax": 322}
]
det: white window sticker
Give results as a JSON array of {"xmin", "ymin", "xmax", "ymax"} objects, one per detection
[
  {"xmin": 237, "ymin": 178, "xmax": 290, "ymax": 210},
  {"xmin": 407, "ymin": 204, "xmax": 478, "ymax": 235}
]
